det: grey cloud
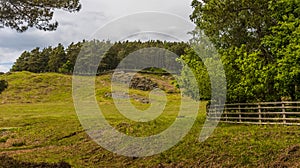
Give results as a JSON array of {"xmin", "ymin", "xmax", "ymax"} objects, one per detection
[
  {"xmin": 0, "ymin": 48, "xmax": 22, "ymax": 62},
  {"xmin": 0, "ymin": 0, "xmax": 194, "ymax": 72},
  {"xmin": 0, "ymin": 48, "xmax": 22, "ymax": 72},
  {"xmin": 92, "ymin": 12, "xmax": 194, "ymax": 42}
]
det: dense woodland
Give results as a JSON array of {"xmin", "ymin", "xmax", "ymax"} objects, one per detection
[
  {"xmin": 11, "ymin": 40, "xmax": 189, "ymax": 74},
  {"xmin": 7, "ymin": 0, "xmax": 300, "ymax": 104}
]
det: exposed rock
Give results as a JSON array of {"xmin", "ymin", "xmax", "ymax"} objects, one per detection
[
  {"xmin": 129, "ymin": 77, "xmax": 158, "ymax": 91},
  {"xmin": 112, "ymin": 72, "xmax": 158, "ymax": 91}
]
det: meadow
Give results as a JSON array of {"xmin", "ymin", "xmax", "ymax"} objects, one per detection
[{"xmin": 0, "ymin": 72, "xmax": 299, "ymax": 167}]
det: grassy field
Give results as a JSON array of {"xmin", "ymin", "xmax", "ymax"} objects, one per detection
[{"xmin": 0, "ymin": 72, "xmax": 300, "ymax": 167}]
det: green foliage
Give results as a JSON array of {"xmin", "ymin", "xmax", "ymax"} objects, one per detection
[
  {"xmin": 59, "ymin": 61, "xmax": 73, "ymax": 74},
  {"xmin": 0, "ymin": 0, "xmax": 81, "ymax": 32},
  {"xmin": 0, "ymin": 80, "xmax": 8, "ymax": 94},
  {"xmin": 191, "ymin": 0, "xmax": 300, "ymax": 103},
  {"xmin": 221, "ymin": 46, "xmax": 278, "ymax": 102},
  {"xmin": 191, "ymin": 0, "xmax": 274, "ymax": 51},
  {"xmin": 12, "ymin": 40, "xmax": 189, "ymax": 75},
  {"xmin": 48, "ymin": 44, "xmax": 67, "ymax": 72},
  {"xmin": 11, "ymin": 47, "xmax": 52, "ymax": 73},
  {"xmin": 178, "ymin": 48, "xmax": 211, "ymax": 100},
  {"xmin": 262, "ymin": 0, "xmax": 300, "ymax": 100},
  {"xmin": 178, "ymin": 30, "xmax": 226, "ymax": 103},
  {"xmin": 65, "ymin": 42, "xmax": 83, "ymax": 71}
]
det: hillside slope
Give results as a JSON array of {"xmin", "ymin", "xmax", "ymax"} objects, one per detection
[
  {"xmin": 0, "ymin": 71, "xmax": 178, "ymax": 104},
  {"xmin": 0, "ymin": 72, "xmax": 299, "ymax": 167},
  {"xmin": 0, "ymin": 72, "xmax": 73, "ymax": 104}
]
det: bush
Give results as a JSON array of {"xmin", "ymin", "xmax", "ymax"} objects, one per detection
[{"xmin": 0, "ymin": 80, "xmax": 8, "ymax": 94}]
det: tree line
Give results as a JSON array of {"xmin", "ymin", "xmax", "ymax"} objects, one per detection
[{"xmin": 11, "ymin": 40, "xmax": 189, "ymax": 74}]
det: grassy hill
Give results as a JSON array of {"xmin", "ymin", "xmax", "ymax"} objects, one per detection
[
  {"xmin": 0, "ymin": 72, "xmax": 300, "ymax": 167},
  {"xmin": 0, "ymin": 72, "xmax": 73, "ymax": 103}
]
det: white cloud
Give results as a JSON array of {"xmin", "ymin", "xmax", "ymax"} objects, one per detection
[
  {"xmin": 0, "ymin": 48, "xmax": 22, "ymax": 62},
  {"xmin": 0, "ymin": 48, "xmax": 22, "ymax": 72},
  {"xmin": 0, "ymin": 65, "xmax": 12, "ymax": 72}
]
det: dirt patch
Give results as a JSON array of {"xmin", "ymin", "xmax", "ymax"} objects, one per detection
[
  {"xmin": 0, "ymin": 155, "xmax": 71, "ymax": 168},
  {"xmin": 270, "ymin": 145, "xmax": 300, "ymax": 168}
]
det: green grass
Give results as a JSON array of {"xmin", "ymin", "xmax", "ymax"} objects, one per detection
[{"xmin": 0, "ymin": 72, "xmax": 300, "ymax": 167}]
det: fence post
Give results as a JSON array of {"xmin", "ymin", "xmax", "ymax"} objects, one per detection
[
  {"xmin": 238, "ymin": 105, "xmax": 242, "ymax": 123},
  {"xmin": 224, "ymin": 105, "xmax": 228, "ymax": 122},
  {"xmin": 282, "ymin": 102, "xmax": 286, "ymax": 124},
  {"xmin": 258, "ymin": 104, "xmax": 262, "ymax": 124},
  {"xmin": 206, "ymin": 104, "xmax": 210, "ymax": 120},
  {"xmin": 214, "ymin": 105, "xmax": 217, "ymax": 121}
]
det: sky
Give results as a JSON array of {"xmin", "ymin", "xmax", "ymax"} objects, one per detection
[{"xmin": 0, "ymin": 0, "xmax": 195, "ymax": 72}]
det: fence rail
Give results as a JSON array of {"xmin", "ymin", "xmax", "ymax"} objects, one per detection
[{"xmin": 208, "ymin": 101, "xmax": 300, "ymax": 125}]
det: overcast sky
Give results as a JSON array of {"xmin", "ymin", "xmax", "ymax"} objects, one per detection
[{"xmin": 0, "ymin": 0, "xmax": 195, "ymax": 72}]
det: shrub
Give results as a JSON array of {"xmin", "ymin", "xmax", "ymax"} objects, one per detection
[{"xmin": 0, "ymin": 80, "xmax": 8, "ymax": 94}]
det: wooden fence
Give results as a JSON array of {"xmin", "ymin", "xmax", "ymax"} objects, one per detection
[{"xmin": 208, "ymin": 102, "xmax": 300, "ymax": 125}]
